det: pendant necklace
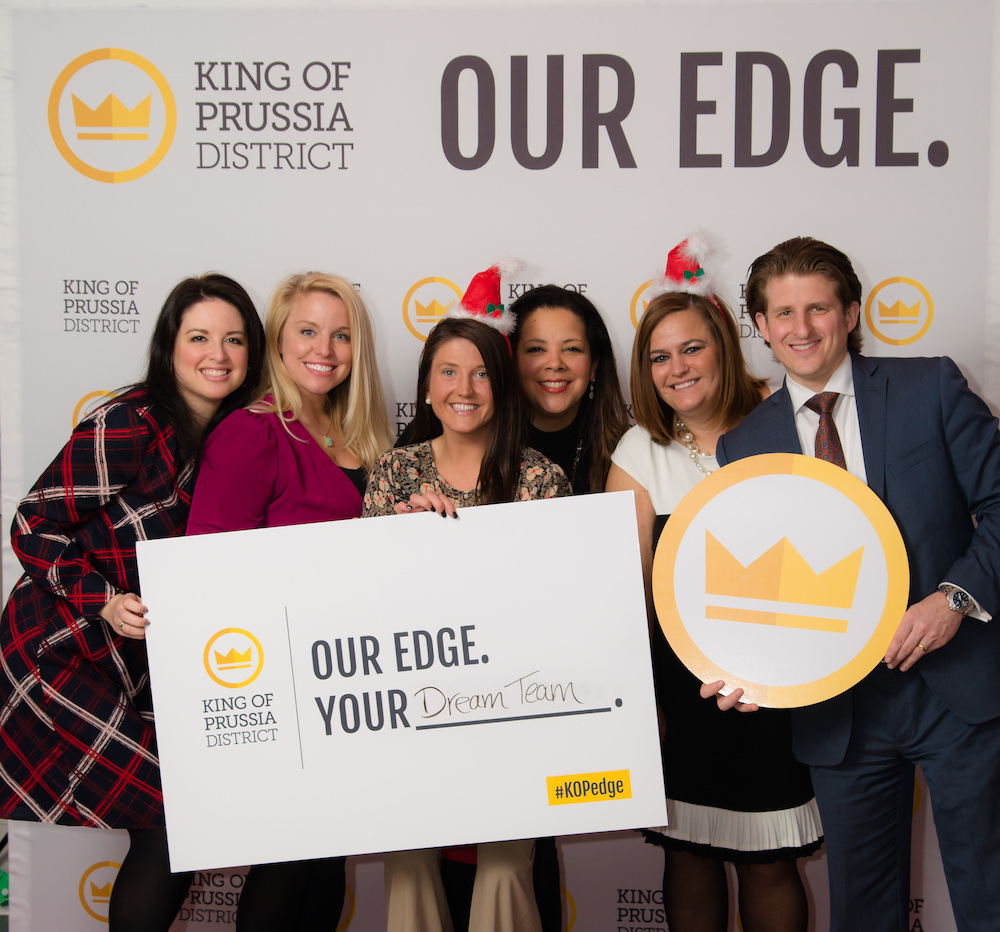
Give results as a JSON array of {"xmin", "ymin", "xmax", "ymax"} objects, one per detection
[{"xmin": 304, "ymin": 412, "xmax": 335, "ymax": 448}]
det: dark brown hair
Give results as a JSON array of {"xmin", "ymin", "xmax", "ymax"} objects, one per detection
[
  {"xmin": 746, "ymin": 236, "xmax": 863, "ymax": 354},
  {"xmin": 406, "ymin": 317, "xmax": 526, "ymax": 504},
  {"xmin": 509, "ymin": 285, "xmax": 628, "ymax": 491},
  {"xmin": 143, "ymin": 274, "xmax": 265, "ymax": 463},
  {"xmin": 630, "ymin": 292, "xmax": 766, "ymax": 444}
]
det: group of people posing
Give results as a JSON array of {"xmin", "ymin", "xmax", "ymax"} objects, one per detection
[{"xmin": 1, "ymin": 234, "xmax": 997, "ymax": 932}]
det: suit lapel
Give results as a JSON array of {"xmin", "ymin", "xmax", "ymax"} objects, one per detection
[
  {"xmin": 766, "ymin": 385, "xmax": 803, "ymax": 454},
  {"xmin": 853, "ymin": 354, "xmax": 887, "ymax": 499}
]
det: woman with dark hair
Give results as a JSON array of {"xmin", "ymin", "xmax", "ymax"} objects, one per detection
[
  {"xmin": 186, "ymin": 271, "xmax": 392, "ymax": 932},
  {"xmin": 607, "ymin": 238, "xmax": 821, "ymax": 932},
  {"xmin": 364, "ymin": 301, "xmax": 570, "ymax": 932},
  {"xmin": 509, "ymin": 285, "xmax": 629, "ymax": 494},
  {"xmin": 0, "ymin": 274, "xmax": 265, "ymax": 932}
]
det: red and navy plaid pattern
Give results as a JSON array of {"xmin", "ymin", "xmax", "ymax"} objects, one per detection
[{"xmin": 0, "ymin": 395, "xmax": 193, "ymax": 827}]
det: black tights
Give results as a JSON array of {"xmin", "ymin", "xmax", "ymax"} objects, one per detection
[
  {"xmin": 108, "ymin": 828, "xmax": 193, "ymax": 932},
  {"xmin": 234, "ymin": 857, "xmax": 346, "ymax": 931},
  {"xmin": 108, "ymin": 830, "xmax": 345, "ymax": 932},
  {"xmin": 662, "ymin": 849, "xmax": 808, "ymax": 932}
]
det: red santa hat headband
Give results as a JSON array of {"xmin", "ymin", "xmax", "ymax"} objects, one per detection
[
  {"xmin": 653, "ymin": 232, "xmax": 722, "ymax": 310},
  {"xmin": 444, "ymin": 257, "xmax": 522, "ymax": 335}
]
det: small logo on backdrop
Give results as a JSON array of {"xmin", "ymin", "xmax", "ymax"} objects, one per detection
[
  {"xmin": 629, "ymin": 279, "xmax": 656, "ymax": 329},
  {"xmin": 204, "ymin": 628, "xmax": 264, "ymax": 688},
  {"xmin": 865, "ymin": 277, "xmax": 933, "ymax": 346},
  {"xmin": 79, "ymin": 861, "xmax": 119, "ymax": 922},
  {"xmin": 402, "ymin": 278, "xmax": 462, "ymax": 342},
  {"xmin": 337, "ymin": 882, "xmax": 357, "ymax": 931},
  {"xmin": 561, "ymin": 887, "xmax": 578, "ymax": 931},
  {"xmin": 72, "ymin": 390, "xmax": 117, "ymax": 428},
  {"xmin": 49, "ymin": 48, "xmax": 176, "ymax": 183},
  {"xmin": 653, "ymin": 454, "xmax": 909, "ymax": 707}
]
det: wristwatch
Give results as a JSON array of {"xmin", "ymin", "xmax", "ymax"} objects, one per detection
[{"xmin": 937, "ymin": 584, "xmax": 974, "ymax": 616}]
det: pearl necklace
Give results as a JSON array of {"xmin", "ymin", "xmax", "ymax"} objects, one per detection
[{"xmin": 674, "ymin": 417, "xmax": 713, "ymax": 475}]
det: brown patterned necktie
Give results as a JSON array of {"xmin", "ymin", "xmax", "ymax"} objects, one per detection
[{"xmin": 804, "ymin": 392, "xmax": 846, "ymax": 469}]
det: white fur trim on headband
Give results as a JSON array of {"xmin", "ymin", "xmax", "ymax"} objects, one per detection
[{"xmin": 444, "ymin": 303, "xmax": 518, "ymax": 335}]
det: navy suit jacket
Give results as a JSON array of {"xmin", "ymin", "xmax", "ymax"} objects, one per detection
[{"xmin": 716, "ymin": 354, "xmax": 1000, "ymax": 765}]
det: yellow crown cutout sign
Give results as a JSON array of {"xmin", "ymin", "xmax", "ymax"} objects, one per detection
[
  {"xmin": 652, "ymin": 454, "xmax": 909, "ymax": 708},
  {"xmin": 705, "ymin": 533, "xmax": 863, "ymax": 633},
  {"xmin": 72, "ymin": 93, "xmax": 150, "ymax": 140}
]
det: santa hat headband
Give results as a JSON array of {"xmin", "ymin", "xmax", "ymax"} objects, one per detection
[
  {"xmin": 444, "ymin": 257, "xmax": 521, "ymax": 335},
  {"xmin": 652, "ymin": 232, "xmax": 722, "ymax": 309}
]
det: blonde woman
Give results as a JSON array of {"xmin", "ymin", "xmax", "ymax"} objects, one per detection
[{"xmin": 187, "ymin": 272, "xmax": 392, "ymax": 930}]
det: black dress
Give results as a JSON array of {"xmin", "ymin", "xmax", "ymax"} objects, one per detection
[{"xmin": 612, "ymin": 425, "xmax": 823, "ymax": 862}]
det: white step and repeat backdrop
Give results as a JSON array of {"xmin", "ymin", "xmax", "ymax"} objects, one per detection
[{"xmin": 2, "ymin": 1, "xmax": 999, "ymax": 930}]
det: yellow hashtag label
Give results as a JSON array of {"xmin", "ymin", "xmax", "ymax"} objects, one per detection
[{"xmin": 546, "ymin": 770, "xmax": 632, "ymax": 805}]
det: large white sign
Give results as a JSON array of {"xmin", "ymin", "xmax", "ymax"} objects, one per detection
[{"xmin": 136, "ymin": 492, "xmax": 665, "ymax": 872}]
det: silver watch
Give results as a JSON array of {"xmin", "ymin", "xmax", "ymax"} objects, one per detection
[{"xmin": 937, "ymin": 584, "xmax": 974, "ymax": 616}]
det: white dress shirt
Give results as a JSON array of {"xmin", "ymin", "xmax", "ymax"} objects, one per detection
[{"xmin": 784, "ymin": 354, "xmax": 867, "ymax": 484}]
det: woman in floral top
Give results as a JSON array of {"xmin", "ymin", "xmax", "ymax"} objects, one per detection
[{"xmin": 363, "ymin": 316, "xmax": 569, "ymax": 932}]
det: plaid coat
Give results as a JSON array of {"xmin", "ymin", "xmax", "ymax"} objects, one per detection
[{"xmin": 0, "ymin": 395, "xmax": 193, "ymax": 827}]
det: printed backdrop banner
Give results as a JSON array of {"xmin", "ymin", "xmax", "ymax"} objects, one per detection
[
  {"xmin": 4, "ymin": 2, "xmax": 994, "ymax": 929},
  {"xmin": 136, "ymin": 493, "xmax": 664, "ymax": 870}
]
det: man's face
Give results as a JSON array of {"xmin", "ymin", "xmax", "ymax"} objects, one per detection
[{"xmin": 756, "ymin": 273, "xmax": 860, "ymax": 392}]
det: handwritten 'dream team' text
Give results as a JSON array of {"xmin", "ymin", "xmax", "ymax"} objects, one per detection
[{"xmin": 311, "ymin": 626, "xmax": 582, "ymax": 736}]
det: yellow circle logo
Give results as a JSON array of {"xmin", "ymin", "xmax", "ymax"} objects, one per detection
[
  {"xmin": 561, "ymin": 886, "xmax": 577, "ymax": 931},
  {"xmin": 49, "ymin": 48, "xmax": 176, "ymax": 183},
  {"xmin": 79, "ymin": 860, "xmax": 119, "ymax": 923},
  {"xmin": 629, "ymin": 279, "xmax": 656, "ymax": 329},
  {"xmin": 402, "ymin": 277, "xmax": 462, "ymax": 342},
  {"xmin": 204, "ymin": 628, "xmax": 265, "ymax": 689},
  {"xmin": 336, "ymin": 881, "xmax": 357, "ymax": 930},
  {"xmin": 72, "ymin": 390, "xmax": 117, "ymax": 428},
  {"xmin": 865, "ymin": 277, "xmax": 933, "ymax": 346},
  {"xmin": 653, "ymin": 454, "xmax": 909, "ymax": 707}
]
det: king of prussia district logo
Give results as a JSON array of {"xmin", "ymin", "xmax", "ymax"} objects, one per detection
[{"xmin": 49, "ymin": 48, "xmax": 176, "ymax": 183}]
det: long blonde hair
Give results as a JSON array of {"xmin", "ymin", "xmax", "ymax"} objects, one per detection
[{"xmin": 256, "ymin": 272, "xmax": 391, "ymax": 471}]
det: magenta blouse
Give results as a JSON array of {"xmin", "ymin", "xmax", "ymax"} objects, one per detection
[{"xmin": 187, "ymin": 405, "xmax": 363, "ymax": 534}]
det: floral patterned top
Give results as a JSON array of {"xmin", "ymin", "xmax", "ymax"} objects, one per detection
[{"xmin": 363, "ymin": 441, "xmax": 571, "ymax": 515}]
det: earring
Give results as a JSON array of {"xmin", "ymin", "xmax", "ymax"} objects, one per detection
[
  {"xmin": 425, "ymin": 396, "xmax": 431, "ymax": 405},
  {"xmin": 589, "ymin": 381, "xmax": 595, "ymax": 400}
]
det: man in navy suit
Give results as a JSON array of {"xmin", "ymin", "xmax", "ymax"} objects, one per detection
[{"xmin": 714, "ymin": 237, "xmax": 1000, "ymax": 932}]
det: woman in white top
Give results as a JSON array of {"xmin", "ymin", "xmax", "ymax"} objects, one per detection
[{"xmin": 607, "ymin": 283, "xmax": 822, "ymax": 932}]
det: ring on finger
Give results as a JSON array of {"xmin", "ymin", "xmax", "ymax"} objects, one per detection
[
  {"xmin": 118, "ymin": 621, "xmax": 124, "ymax": 631},
  {"xmin": 916, "ymin": 643, "xmax": 928, "ymax": 652}
]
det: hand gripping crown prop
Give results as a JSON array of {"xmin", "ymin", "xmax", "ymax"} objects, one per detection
[{"xmin": 444, "ymin": 257, "xmax": 522, "ymax": 334}]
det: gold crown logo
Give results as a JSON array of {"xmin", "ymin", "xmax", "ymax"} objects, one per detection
[
  {"xmin": 214, "ymin": 646, "xmax": 252, "ymax": 670},
  {"xmin": 704, "ymin": 531, "xmax": 863, "ymax": 633},
  {"xmin": 414, "ymin": 299, "xmax": 448, "ymax": 324},
  {"xmin": 72, "ymin": 93, "xmax": 150, "ymax": 141},
  {"xmin": 90, "ymin": 881, "xmax": 113, "ymax": 902},
  {"xmin": 877, "ymin": 299, "xmax": 920, "ymax": 324}
]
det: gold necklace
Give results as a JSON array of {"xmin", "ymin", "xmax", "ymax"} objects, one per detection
[
  {"xmin": 674, "ymin": 416, "xmax": 712, "ymax": 475},
  {"xmin": 302, "ymin": 412, "xmax": 335, "ymax": 448}
]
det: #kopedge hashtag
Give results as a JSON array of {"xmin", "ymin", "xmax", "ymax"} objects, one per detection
[{"xmin": 546, "ymin": 770, "xmax": 632, "ymax": 805}]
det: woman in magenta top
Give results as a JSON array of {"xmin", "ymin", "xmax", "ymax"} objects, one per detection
[{"xmin": 187, "ymin": 271, "xmax": 392, "ymax": 932}]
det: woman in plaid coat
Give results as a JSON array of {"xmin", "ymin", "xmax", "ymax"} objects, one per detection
[{"xmin": 0, "ymin": 274, "xmax": 265, "ymax": 931}]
